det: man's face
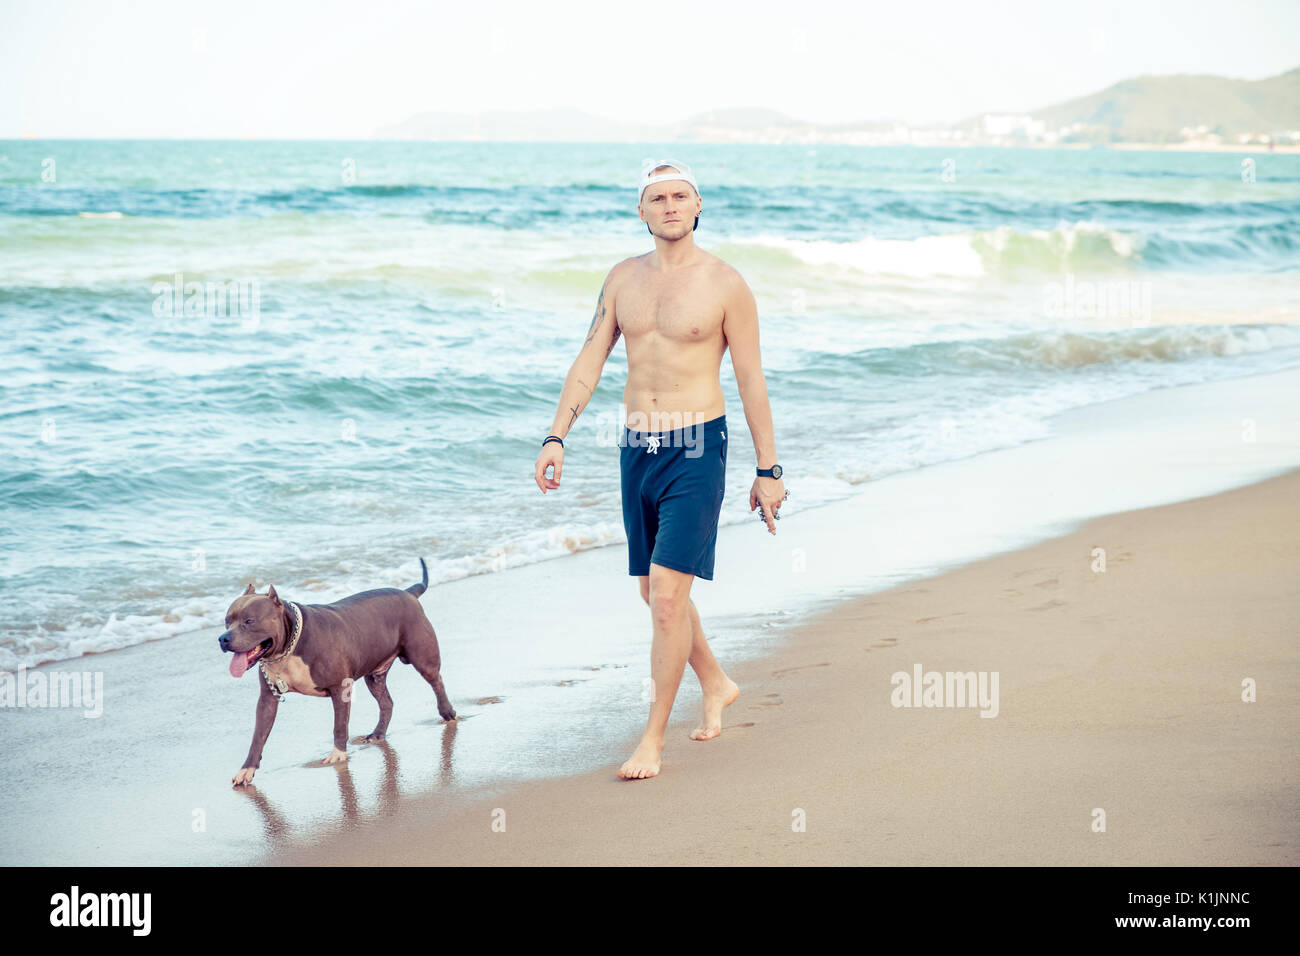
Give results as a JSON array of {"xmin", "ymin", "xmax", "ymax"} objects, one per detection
[{"xmin": 639, "ymin": 179, "xmax": 700, "ymax": 239}]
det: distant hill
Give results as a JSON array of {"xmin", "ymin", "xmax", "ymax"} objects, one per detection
[
  {"xmin": 374, "ymin": 68, "xmax": 1300, "ymax": 145},
  {"xmin": 373, "ymin": 108, "xmax": 663, "ymax": 141},
  {"xmin": 372, "ymin": 105, "xmax": 851, "ymax": 142},
  {"xmin": 374, "ymin": 105, "xmax": 904, "ymax": 143},
  {"xmin": 970, "ymin": 67, "xmax": 1300, "ymax": 143}
]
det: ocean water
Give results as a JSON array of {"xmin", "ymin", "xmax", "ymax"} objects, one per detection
[{"xmin": 3, "ymin": 140, "xmax": 1300, "ymax": 669}]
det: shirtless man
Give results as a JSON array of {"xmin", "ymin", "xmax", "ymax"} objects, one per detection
[{"xmin": 533, "ymin": 159, "xmax": 786, "ymax": 780}]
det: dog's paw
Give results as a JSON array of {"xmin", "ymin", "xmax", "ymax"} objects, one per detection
[
  {"xmin": 322, "ymin": 747, "xmax": 348, "ymax": 765},
  {"xmin": 232, "ymin": 767, "xmax": 256, "ymax": 786},
  {"xmin": 439, "ymin": 710, "xmax": 458, "ymax": 722}
]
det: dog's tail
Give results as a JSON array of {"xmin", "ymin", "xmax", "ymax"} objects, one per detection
[{"xmin": 406, "ymin": 556, "xmax": 429, "ymax": 598}]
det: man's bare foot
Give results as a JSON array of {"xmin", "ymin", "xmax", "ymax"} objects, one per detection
[
  {"xmin": 617, "ymin": 738, "xmax": 663, "ymax": 779},
  {"xmin": 690, "ymin": 677, "xmax": 739, "ymax": 740}
]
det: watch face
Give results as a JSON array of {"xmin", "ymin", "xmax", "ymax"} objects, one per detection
[{"xmin": 771, "ymin": 464, "xmax": 782, "ymax": 479}]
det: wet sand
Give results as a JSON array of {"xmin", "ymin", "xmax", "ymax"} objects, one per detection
[{"xmin": 274, "ymin": 467, "xmax": 1300, "ymax": 866}]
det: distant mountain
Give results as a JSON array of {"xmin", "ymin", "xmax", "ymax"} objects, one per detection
[
  {"xmin": 374, "ymin": 108, "xmax": 670, "ymax": 141},
  {"xmin": 965, "ymin": 67, "xmax": 1300, "ymax": 143},
  {"xmin": 680, "ymin": 107, "xmax": 796, "ymax": 130},
  {"xmin": 374, "ymin": 68, "xmax": 1300, "ymax": 145},
  {"xmin": 674, "ymin": 106, "xmax": 901, "ymax": 141},
  {"xmin": 373, "ymin": 104, "xmax": 903, "ymax": 142}
]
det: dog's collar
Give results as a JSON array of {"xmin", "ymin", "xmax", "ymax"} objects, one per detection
[
  {"xmin": 263, "ymin": 598, "xmax": 304, "ymax": 665},
  {"xmin": 262, "ymin": 601, "xmax": 302, "ymax": 664},
  {"xmin": 258, "ymin": 606, "xmax": 301, "ymax": 702}
]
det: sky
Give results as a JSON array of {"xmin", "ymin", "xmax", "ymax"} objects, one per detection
[{"xmin": 2, "ymin": 0, "xmax": 1298, "ymax": 138}]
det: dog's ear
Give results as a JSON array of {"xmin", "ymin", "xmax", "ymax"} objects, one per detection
[
  {"xmin": 267, "ymin": 584, "xmax": 281, "ymax": 606},
  {"xmin": 243, "ymin": 583, "xmax": 256, "ymax": 595}
]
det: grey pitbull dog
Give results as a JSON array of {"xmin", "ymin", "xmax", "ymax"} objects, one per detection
[{"xmin": 218, "ymin": 558, "xmax": 456, "ymax": 786}]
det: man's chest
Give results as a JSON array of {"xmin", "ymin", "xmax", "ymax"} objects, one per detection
[{"xmin": 617, "ymin": 273, "xmax": 725, "ymax": 344}]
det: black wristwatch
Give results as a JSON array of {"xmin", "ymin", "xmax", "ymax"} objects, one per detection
[{"xmin": 756, "ymin": 464, "xmax": 783, "ymax": 479}]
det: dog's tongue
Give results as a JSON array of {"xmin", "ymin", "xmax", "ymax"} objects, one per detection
[{"xmin": 230, "ymin": 649, "xmax": 254, "ymax": 678}]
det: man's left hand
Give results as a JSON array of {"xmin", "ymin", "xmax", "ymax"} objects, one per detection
[{"xmin": 751, "ymin": 477, "xmax": 787, "ymax": 535}]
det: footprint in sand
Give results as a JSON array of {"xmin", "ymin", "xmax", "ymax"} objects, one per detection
[
  {"xmin": 915, "ymin": 612, "xmax": 966, "ymax": 624},
  {"xmin": 475, "ymin": 696, "xmax": 504, "ymax": 705},
  {"xmin": 1013, "ymin": 566, "xmax": 1066, "ymax": 580},
  {"xmin": 866, "ymin": 637, "xmax": 898, "ymax": 651},
  {"xmin": 1034, "ymin": 577, "xmax": 1060, "ymax": 590},
  {"xmin": 771, "ymin": 662, "xmax": 831, "ymax": 678},
  {"xmin": 752, "ymin": 694, "xmax": 783, "ymax": 707},
  {"xmin": 1027, "ymin": 599, "xmax": 1067, "ymax": 612}
]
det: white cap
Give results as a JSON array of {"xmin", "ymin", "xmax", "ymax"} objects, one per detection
[{"xmin": 638, "ymin": 158, "xmax": 699, "ymax": 203}]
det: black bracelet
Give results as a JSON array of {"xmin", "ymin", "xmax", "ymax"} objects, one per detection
[{"xmin": 542, "ymin": 435, "xmax": 564, "ymax": 449}]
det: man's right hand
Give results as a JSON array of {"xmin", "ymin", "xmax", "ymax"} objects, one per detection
[{"xmin": 534, "ymin": 443, "xmax": 564, "ymax": 493}]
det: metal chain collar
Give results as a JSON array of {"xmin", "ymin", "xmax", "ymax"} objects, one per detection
[{"xmin": 259, "ymin": 601, "xmax": 302, "ymax": 701}]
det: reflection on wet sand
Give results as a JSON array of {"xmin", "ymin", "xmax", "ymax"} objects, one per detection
[{"xmin": 234, "ymin": 719, "xmax": 462, "ymax": 840}]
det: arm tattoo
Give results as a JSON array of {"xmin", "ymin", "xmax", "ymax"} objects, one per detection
[
  {"xmin": 569, "ymin": 282, "xmax": 614, "ymax": 433},
  {"xmin": 569, "ymin": 381, "xmax": 590, "ymax": 427},
  {"xmin": 605, "ymin": 326, "xmax": 622, "ymax": 358},
  {"xmin": 584, "ymin": 284, "xmax": 606, "ymax": 347}
]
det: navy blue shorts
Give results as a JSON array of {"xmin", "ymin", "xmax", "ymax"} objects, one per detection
[{"xmin": 620, "ymin": 413, "xmax": 727, "ymax": 580}]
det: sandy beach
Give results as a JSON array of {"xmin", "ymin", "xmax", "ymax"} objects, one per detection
[
  {"xmin": 3, "ymin": 135, "xmax": 1298, "ymax": 869},
  {"xmin": 3, "ymin": 366, "xmax": 1296, "ymax": 868},
  {"xmin": 272, "ymin": 466, "xmax": 1299, "ymax": 866}
]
